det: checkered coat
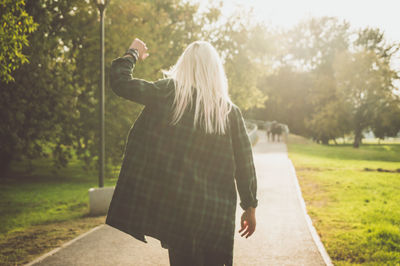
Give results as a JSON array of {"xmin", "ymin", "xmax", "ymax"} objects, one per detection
[{"xmin": 105, "ymin": 54, "xmax": 258, "ymax": 265}]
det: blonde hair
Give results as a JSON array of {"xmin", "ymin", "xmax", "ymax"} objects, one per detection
[{"xmin": 162, "ymin": 41, "xmax": 233, "ymax": 135}]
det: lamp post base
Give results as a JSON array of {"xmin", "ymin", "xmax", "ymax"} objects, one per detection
[{"xmin": 88, "ymin": 186, "xmax": 115, "ymax": 215}]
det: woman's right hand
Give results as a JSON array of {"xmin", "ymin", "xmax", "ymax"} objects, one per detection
[
  {"xmin": 239, "ymin": 207, "xmax": 256, "ymax": 238},
  {"xmin": 129, "ymin": 38, "xmax": 149, "ymax": 60}
]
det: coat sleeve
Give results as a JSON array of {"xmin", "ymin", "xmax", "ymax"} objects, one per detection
[
  {"xmin": 109, "ymin": 55, "xmax": 166, "ymax": 106},
  {"xmin": 230, "ymin": 106, "xmax": 258, "ymax": 211}
]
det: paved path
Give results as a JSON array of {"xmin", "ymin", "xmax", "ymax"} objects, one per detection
[{"xmin": 27, "ymin": 130, "xmax": 329, "ymax": 266}]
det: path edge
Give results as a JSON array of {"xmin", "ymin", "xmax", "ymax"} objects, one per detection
[
  {"xmin": 24, "ymin": 224, "xmax": 106, "ymax": 266},
  {"xmin": 288, "ymin": 159, "xmax": 334, "ymax": 266}
]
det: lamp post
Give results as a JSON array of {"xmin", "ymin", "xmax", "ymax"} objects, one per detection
[{"xmin": 94, "ymin": 0, "xmax": 110, "ymax": 188}]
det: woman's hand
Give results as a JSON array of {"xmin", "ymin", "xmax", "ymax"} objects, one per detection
[
  {"xmin": 239, "ymin": 207, "xmax": 256, "ymax": 238},
  {"xmin": 129, "ymin": 38, "xmax": 149, "ymax": 61}
]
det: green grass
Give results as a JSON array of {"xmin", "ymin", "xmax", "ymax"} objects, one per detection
[
  {"xmin": 0, "ymin": 157, "xmax": 120, "ymax": 265},
  {"xmin": 287, "ymin": 134, "xmax": 400, "ymax": 265},
  {"xmin": 1, "ymin": 158, "xmax": 118, "ymax": 235}
]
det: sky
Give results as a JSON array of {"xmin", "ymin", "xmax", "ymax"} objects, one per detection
[
  {"xmin": 197, "ymin": 0, "xmax": 400, "ymax": 43},
  {"xmin": 192, "ymin": 0, "xmax": 400, "ymax": 81}
]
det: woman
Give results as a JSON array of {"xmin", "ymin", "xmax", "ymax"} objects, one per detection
[{"xmin": 105, "ymin": 38, "xmax": 258, "ymax": 266}]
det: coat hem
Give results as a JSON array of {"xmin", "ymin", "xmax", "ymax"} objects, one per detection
[{"xmin": 105, "ymin": 218, "xmax": 233, "ymax": 265}]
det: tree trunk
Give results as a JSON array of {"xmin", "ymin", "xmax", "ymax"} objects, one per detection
[
  {"xmin": 321, "ymin": 137, "xmax": 329, "ymax": 145},
  {"xmin": 353, "ymin": 129, "xmax": 362, "ymax": 148}
]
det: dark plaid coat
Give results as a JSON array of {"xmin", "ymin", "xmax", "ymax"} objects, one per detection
[{"xmin": 105, "ymin": 54, "xmax": 258, "ymax": 265}]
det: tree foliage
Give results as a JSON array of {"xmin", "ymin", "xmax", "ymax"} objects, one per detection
[
  {"xmin": 0, "ymin": 0, "xmax": 271, "ymax": 177},
  {"xmin": 207, "ymin": 12, "xmax": 274, "ymax": 110},
  {"xmin": 0, "ymin": 0, "xmax": 38, "ymax": 83},
  {"xmin": 250, "ymin": 17, "xmax": 400, "ymax": 147}
]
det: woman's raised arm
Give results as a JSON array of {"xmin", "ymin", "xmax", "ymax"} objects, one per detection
[{"xmin": 109, "ymin": 38, "xmax": 164, "ymax": 106}]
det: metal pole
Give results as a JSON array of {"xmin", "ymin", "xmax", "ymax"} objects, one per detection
[{"xmin": 99, "ymin": 6, "xmax": 105, "ymax": 188}]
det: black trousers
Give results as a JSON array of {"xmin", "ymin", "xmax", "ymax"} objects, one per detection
[{"xmin": 168, "ymin": 247, "xmax": 229, "ymax": 266}]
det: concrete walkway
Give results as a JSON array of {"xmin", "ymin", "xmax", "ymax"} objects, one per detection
[{"xmin": 27, "ymin": 130, "xmax": 330, "ymax": 266}]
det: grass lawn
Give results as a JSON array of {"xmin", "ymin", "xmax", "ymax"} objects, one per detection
[
  {"xmin": 287, "ymin": 134, "xmax": 400, "ymax": 265},
  {"xmin": 0, "ymin": 157, "xmax": 119, "ymax": 265}
]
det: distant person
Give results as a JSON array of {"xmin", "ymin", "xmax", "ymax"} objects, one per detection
[
  {"xmin": 271, "ymin": 121, "xmax": 282, "ymax": 142},
  {"xmin": 265, "ymin": 121, "xmax": 272, "ymax": 141},
  {"xmin": 282, "ymin": 124, "xmax": 289, "ymax": 142},
  {"xmin": 106, "ymin": 38, "xmax": 258, "ymax": 266}
]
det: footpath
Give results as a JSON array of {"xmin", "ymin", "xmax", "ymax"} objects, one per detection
[{"xmin": 26, "ymin": 130, "xmax": 332, "ymax": 266}]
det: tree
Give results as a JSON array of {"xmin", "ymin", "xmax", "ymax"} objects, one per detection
[
  {"xmin": 206, "ymin": 10, "xmax": 273, "ymax": 111},
  {"xmin": 289, "ymin": 17, "xmax": 351, "ymax": 144},
  {"xmin": 333, "ymin": 28, "xmax": 400, "ymax": 147},
  {"xmin": 356, "ymin": 28, "xmax": 400, "ymax": 141},
  {"xmin": 371, "ymin": 97, "xmax": 400, "ymax": 139},
  {"xmin": 253, "ymin": 66, "xmax": 314, "ymax": 136},
  {"xmin": 0, "ymin": 0, "xmax": 87, "ymax": 175},
  {"xmin": 250, "ymin": 17, "xmax": 351, "ymax": 142},
  {"xmin": 0, "ymin": 0, "xmax": 38, "ymax": 83},
  {"xmin": 283, "ymin": 16, "xmax": 350, "ymax": 71}
]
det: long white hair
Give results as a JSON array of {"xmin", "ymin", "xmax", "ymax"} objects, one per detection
[{"xmin": 162, "ymin": 41, "xmax": 233, "ymax": 135}]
